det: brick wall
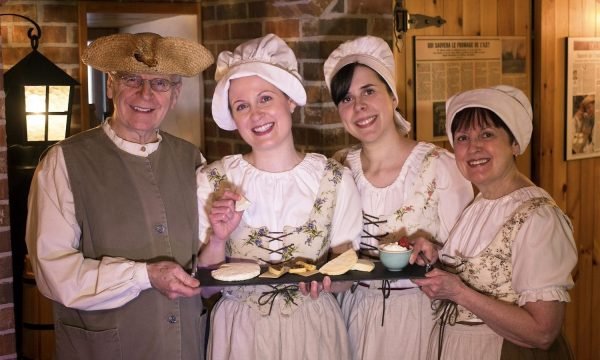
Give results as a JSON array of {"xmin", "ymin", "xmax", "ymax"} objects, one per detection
[
  {"xmin": 201, "ymin": 0, "xmax": 395, "ymax": 162},
  {"xmin": 0, "ymin": 1, "xmax": 15, "ymax": 358}
]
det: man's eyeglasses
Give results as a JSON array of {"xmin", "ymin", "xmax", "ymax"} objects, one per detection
[{"xmin": 116, "ymin": 74, "xmax": 180, "ymax": 92}]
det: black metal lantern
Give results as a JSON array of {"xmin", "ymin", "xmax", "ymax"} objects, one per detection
[
  {"xmin": 1, "ymin": 13, "xmax": 78, "ymax": 358},
  {"xmin": 3, "ymin": 14, "xmax": 78, "ymax": 147}
]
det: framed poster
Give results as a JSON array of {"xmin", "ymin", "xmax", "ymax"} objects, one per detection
[
  {"xmin": 414, "ymin": 36, "xmax": 530, "ymax": 142},
  {"xmin": 565, "ymin": 38, "xmax": 600, "ymax": 160}
]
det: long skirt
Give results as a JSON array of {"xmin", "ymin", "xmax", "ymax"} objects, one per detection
[
  {"xmin": 207, "ymin": 291, "xmax": 351, "ymax": 360},
  {"xmin": 340, "ymin": 286, "xmax": 435, "ymax": 360}
]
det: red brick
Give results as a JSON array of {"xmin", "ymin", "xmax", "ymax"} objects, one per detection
[
  {"xmin": 292, "ymin": 126, "xmax": 307, "ymax": 146},
  {"xmin": 0, "ymin": 332, "xmax": 16, "ymax": 356},
  {"xmin": 318, "ymin": 18, "xmax": 367, "ymax": 36},
  {"xmin": 11, "ymin": 25, "xmax": 39, "ymax": 44},
  {"xmin": 347, "ymin": 0, "xmax": 392, "ymax": 14},
  {"xmin": 202, "ymin": 5, "xmax": 216, "ymax": 22},
  {"xmin": 248, "ymin": 1, "xmax": 279, "ymax": 18},
  {"xmin": 2, "ymin": 47, "xmax": 30, "ymax": 67},
  {"xmin": 204, "ymin": 23, "xmax": 229, "ymax": 42},
  {"xmin": 0, "ymin": 4, "xmax": 36, "ymax": 21},
  {"xmin": 0, "ymin": 255, "xmax": 12, "ymax": 279},
  {"xmin": 233, "ymin": 142, "xmax": 250, "ymax": 154},
  {"xmin": 0, "ymin": 307, "xmax": 15, "ymax": 331},
  {"xmin": 0, "ymin": 178, "xmax": 8, "ymax": 200},
  {"xmin": 43, "ymin": 4, "xmax": 78, "ymax": 23},
  {"xmin": 303, "ymin": 62, "xmax": 322, "ymax": 82},
  {"xmin": 41, "ymin": 25, "xmax": 67, "ymax": 43},
  {"xmin": 0, "ymin": 282, "xmax": 13, "ymax": 303},
  {"xmin": 230, "ymin": 22, "xmax": 262, "ymax": 40},
  {"xmin": 301, "ymin": 19, "xmax": 319, "ymax": 37},
  {"xmin": 264, "ymin": 19, "xmax": 300, "ymax": 38},
  {"xmin": 215, "ymin": 3, "xmax": 248, "ymax": 21},
  {"xmin": 38, "ymin": 46, "xmax": 79, "ymax": 65},
  {"xmin": 371, "ymin": 18, "xmax": 394, "ymax": 39},
  {"xmin": 0, "ymin": 204, "xmax": 9, "ymax": 226},
  {"xmin": 305, "ymin": 84, "xmax": 324, "ymax": 104},
  {"xmin": 0, "ymin": 231, "xmax": 10, "ymax": 253}
]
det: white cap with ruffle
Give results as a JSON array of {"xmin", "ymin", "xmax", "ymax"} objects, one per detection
[
  {"xmin": 323, "ymin": 36, "xmax": 411, "ymax": 134},
  {"xmin": 212, "ymin": 34, "xmax": 307, "ymax": 131},
  {"xmin": 445, "ymin": 85, "xmax": 533, "ymax": 154}
]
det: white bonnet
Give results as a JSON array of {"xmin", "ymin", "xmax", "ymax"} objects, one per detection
[
  {"xmin": 323, "ymin": 35, "xmax": 411, "ymax": 133},
  {"xmin": 445, "ymin": 85, "xmax": 533, "ymax": 154},
  {"xmin": 212, "ymin": 33, "xmax": 307, "ymax": 131}
]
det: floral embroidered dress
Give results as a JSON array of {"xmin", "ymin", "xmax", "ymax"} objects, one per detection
[
  {"xmin": 430, "ymin": 186, "xmax": 577, "ymax": 360},
  {"xmin": 339, "ymin": 143, "xmax": 474, "ymax": 360},
  {"xmin": 197, "ymin": 153, "xmax": 362, "ymax": 360}
]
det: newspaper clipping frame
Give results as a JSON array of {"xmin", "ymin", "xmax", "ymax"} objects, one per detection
[
  {"xmin": 414, "ymin": 36, "xmax": 529, "ymax": 143},
  {"xmin": 566, "ymin": 37, "xmax": 600, "ymax": 160}
]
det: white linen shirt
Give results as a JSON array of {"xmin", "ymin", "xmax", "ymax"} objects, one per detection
[
  {"xmin": 197, "ymin": 153, "xmax": 363, "ymax": 261},
  {"xmin": 26, "ymin": 121, "xmax": 204, "ymax": 311}
]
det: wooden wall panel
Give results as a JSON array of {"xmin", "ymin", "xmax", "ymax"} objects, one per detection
[{"xmin": 395, "ymin": 0, "xmax": 599, "ymax": 357}]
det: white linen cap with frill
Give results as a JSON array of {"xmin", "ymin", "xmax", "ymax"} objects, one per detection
[
  {"xmin": 323, "ymin": 35, "xmax": 411, "ymax": 134},
  {"xmin": 445, "ymin": 85, "xmax": 533, "ymax": 154},
  {"xmin": 211, "ymin": 33, "xmax": 307, "ymax": 131}
]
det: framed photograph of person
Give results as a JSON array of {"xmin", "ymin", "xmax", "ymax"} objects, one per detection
[{"xmin": 565, "ymin": 37, "xmax": 600, "ymax": 160}]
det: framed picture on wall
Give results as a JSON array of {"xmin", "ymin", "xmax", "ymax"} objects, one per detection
[
  {"xmin": 565, "ymin": 37, "xmax": 600, "ymax": 160},
  {"xmin": 413, "ymin": 36, "xmax": 530, "ymax": 142}
]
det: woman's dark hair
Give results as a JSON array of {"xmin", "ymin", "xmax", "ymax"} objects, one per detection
[
  {"xmin": 330, "ymin": 63, "xmax": 393, "ymax": 106},
  {"xmin": 450, "ymin": 107, "xmax": 516, "ymax": 145}
]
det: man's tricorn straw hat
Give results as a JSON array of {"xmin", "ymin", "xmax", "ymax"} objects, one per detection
[{"xmin": 82, "ymin": 32, "xmax": 214, "ymax": 77}]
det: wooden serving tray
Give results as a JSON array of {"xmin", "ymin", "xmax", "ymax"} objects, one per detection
[{"xmin": 195, "ymin": 261, "xmax": 427, "ymax": 287}]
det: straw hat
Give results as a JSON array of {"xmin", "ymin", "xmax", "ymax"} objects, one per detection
[
  {"xmin": 82, "ymin": 32, "xmax": 214, "ymax": 77},
  {"xmin": 212, "ymin": 33, "xmax": 306, "ymax": 131},
  {"xmin": 445, "ymin": 85, "xmax": 533, "ymax": 154},
  {"xmin": 323, "ymin": 36, "xmax": 411, "ymax": 134}
]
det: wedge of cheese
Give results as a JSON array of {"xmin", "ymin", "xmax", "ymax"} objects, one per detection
[
  {"xmin": 318, "ymin": 249, "xmax": 358, "ymax": 276},
  {"xmin": 351, "ymin": 258, "xmax": 375, "ymax": 272}
]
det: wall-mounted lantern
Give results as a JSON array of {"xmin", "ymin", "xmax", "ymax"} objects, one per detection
[{"xmin": 3, "ymin": 13, "xmax": 78, "ymax": 147}]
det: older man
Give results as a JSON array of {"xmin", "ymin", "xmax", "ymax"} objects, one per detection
[{"xmin": 25, "ymin": 32, "xmax": 214, "ymax": 360}]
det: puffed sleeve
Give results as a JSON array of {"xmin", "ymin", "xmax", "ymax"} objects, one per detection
[
  {"xmin": 511, "ymin": 205, "xmax": 577, "ymax": 306},
  {"xmin": 328, "ymin": 165, "xmax": 363, "ymax": 250},
  {"xmin": 435, "ymin": 150, "xmax": 474, "ymax": 243}
]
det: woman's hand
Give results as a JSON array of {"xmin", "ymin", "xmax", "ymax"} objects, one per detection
[
  {"xmin": 299, "ymin": 276, "xmax": 333, "ymax": 299},
  {"xmin": 208, "ymin": 189, "xmax": 244, "ymax": 242},
  {"xmin": 412, "ymin": 268, "xmax": 468, "ymax": 302}
]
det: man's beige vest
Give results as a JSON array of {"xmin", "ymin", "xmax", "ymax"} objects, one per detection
[{"xmin": 54, "ymin": 127, "xmax": 203, "ymax": 360}]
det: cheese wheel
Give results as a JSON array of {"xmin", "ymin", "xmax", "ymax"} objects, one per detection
[
  {"xmin": 318, "ymin": 249, "xmax": 358, "ymax": 276},
  {"xmin": 211, "ymin": 262, "xmax": 261, "ymax": 281}
]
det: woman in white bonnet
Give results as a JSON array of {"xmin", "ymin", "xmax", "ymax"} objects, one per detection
[
  {"xmin": 323, "ymin": 36, "xmax": 474, "ymax": 360},
  {"xmin": 413, "ymin": 85, "xmax": 577, "ymax": 359},
  {"xmin": 197, "ymin": 34, "xmax": 363, "ymax": 360}
]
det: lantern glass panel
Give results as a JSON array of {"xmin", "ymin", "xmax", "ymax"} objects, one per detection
[
  {"xmin": 26, "ymin": 114, "xmax": 46, "ymax": 141},
  {"xmin": 48, "ymin": 115, "xmax": 67, "ymax": 141},
  {"xmin": 25, "ymin": 86, "xmax": 47, "ymax": 113},
  {"xmin": 49, "ymin": 86, "xmax": 70, "ymax": 112}
]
